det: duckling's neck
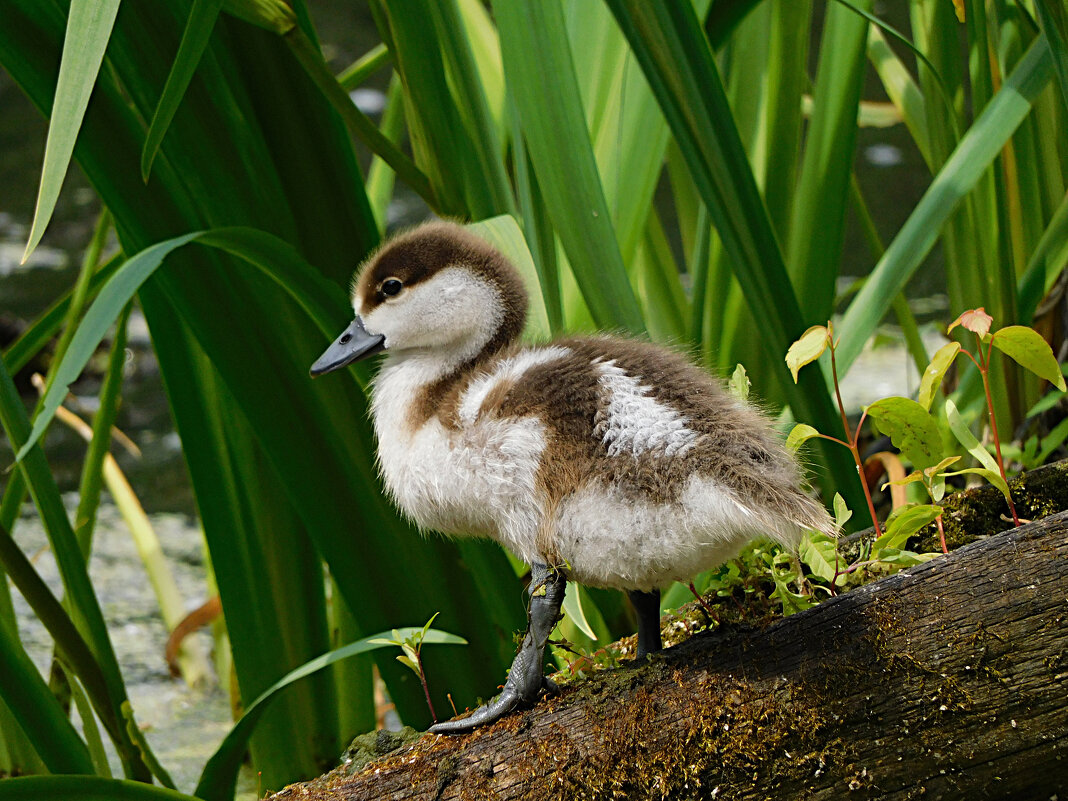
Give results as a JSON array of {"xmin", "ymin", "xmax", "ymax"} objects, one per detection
[{"xmin": 372, "ymin": 337, "xmax": 513, "ymax": 435}]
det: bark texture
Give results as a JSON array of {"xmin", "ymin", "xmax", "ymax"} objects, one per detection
[{"xmin": 269, "ymin": 506, "xmax": 1068, "ymax": 801}]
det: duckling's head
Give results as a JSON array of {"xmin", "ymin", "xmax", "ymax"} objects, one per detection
[{"xmin": 311, "ymin": 221, "xmax": 528, "ymax": 376}]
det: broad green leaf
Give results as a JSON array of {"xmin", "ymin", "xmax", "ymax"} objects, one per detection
[
  {"xmin": 799, "ymin": 532, "xmax": 840, "ymax": 582},
  {"xmin": 990, "ymin": 325, "xmax": 1067, "ymax": 390},
  {"xmin": 945, "ymin": 398, "xmax": 1002, "ymax": 476},
  {"xmin": 0, "ymin": 619, "xmax": 94, "ymax": 775},
  {"xmin": 917, "ymin": 341, "xmax": 961, "ymax": 410},
  {"xmin": 195, "ymin": 628, "xmax": 465, "ymax": 801},
  {"xmin": 786, "ymin": 423, "xmax": 822, "ymax": 451},
  {"xmin": 562, "ymin": 581, "xmax": 598, "ymax": 641},
  {"xmin": 0, "ymin": 776, "xmax": 198, "ymax": 801},
  {"xmin": 785, "ymin": 325, "xmax": 830, "ymax": 383},
  {"xmin": 871, "ymin": 503, "xmax": 942, "ymax": 552},
  {"xmin": 835, "ymin": 36, "xmax": 1054, "ymax": 373},
  {"xmin": 141, "ymin": 0, "xmax": 223, "ymax": 182},
  {"xmin": 832, "ymin": 493, "xmax": 852, "ymax": 529},
  {"xmin": 864, "ymin": 396, "xmax": 942, "ymax": 469},
  {"xmin": 23, "ymin": 0, "xmax": 122, "ymax": 262},
  {"xmin": 727, "ymin": 363, "xmax": 751, "ymax": 401}
]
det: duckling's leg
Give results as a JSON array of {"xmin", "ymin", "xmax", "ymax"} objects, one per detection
[
  {"xmin": 429, "ymin": 563, "xmax": 565, "ymax": 734},
  {"xmin": 627, "ymin": 589, "xmax": 662, "ymax": 659}
]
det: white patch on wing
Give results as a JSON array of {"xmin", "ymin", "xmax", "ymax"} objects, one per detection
[
  {"xmin": 458, "ymin": 346, "xmax": 572, "ymax": 425},
  {"xmin": 593, "ymin": 359, "xmax": 699, "ymax": 458}
]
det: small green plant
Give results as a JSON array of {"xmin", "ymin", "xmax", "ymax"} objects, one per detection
[
  {"xmin": 369, "ymin": 615, "xmax": 444, "ymax": 724},
  {"xmin": 918, "ymin": 307, "xmax": 1067, "ymax": 526},
  {"xmin": 784, "ymin": 321, "xmax": 946, "ymax": 540}
]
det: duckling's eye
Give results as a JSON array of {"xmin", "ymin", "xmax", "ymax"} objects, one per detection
[{"xmin": 381, "ymin": 278, "xmax": 403, "ymax": 297}]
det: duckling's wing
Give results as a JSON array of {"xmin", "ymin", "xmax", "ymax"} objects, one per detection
[{"xmin": 477, "ymin": 338, "xmax": 832, "ymax": 540}]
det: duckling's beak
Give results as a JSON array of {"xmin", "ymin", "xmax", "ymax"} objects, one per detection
[{"xmin": 310, "ymin": 317, "xmax": 386, "ymax": 377}]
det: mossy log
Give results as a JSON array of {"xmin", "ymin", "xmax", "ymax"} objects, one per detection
[{"xmin": 270, "ymin": 498, "xmax": 1068, "ymax": 801}]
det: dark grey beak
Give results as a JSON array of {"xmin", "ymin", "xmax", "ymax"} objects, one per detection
[{"xmin": 310, "ymin": 317, "xmax": 386, "ymax": 377}]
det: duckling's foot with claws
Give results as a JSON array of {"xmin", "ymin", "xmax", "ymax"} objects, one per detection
[{"xmin": 430, "ymin": 564, "xmax": 565, "ymax": 734}]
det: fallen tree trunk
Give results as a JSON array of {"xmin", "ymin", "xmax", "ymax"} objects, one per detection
[{"xmin": 270, "ymin": 507, "xmax": 1068, "ymax": 801}]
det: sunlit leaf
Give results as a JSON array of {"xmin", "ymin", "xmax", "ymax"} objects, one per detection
[
  {"xmin": 785, "ymin": 325, "xmax": 830, "ymax": 383},
  {"xmin": 917, "ymin": 341, "xmax": 961, "ymax": 410},
  {"xmin": 944, "ymin": 398, "xmax": 1002, "ymax": 476},
  {"xmin": 786, "ymin": 423, "xmax": 823, "ymax": 451},
  {"xmin": 990, "ymin": 325, "xmax": 1068, "ymax": 390},
  {"xmin": 832, "ymin": 493, "xmax": 852, "ymax": 530},
  {"xmin": 727, "ymin": 363, "xmax": 751, "ymax": 401},
  {"xmin": 22, "ymin": 0, "xmax": 122, "ymax": 262}
]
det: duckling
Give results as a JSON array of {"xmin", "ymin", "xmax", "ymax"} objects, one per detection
[{"xmin": 311, "ymin": 221, "xmax": 832, "ymax": 734}]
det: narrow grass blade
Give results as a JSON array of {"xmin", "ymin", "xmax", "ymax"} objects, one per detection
[
  {"xmin": 22, "ymin": 0, "xmax": 121, "ymax": 263},
  {"xmin": 604, "ymin": 0, "xmax": 862, "ymax": 509},
  {"xmin": 836, "ymin": 36, "xmax": 1055, "ymax": 374},
  {"xmin": 1036, "ymin": 0, "xmax": 1068, "ymax": 111},
  {"xmin": 469, "ymin": 215, "xmax": 551, "ymax": 341},
  {"xmin": 494, "ymin": 0, "xmax": 646, "ymax": 334},
  {"xmin": 141, "ymin": 0, "xmax": 223, "ymax": 182},
  {"xmin": 787, "ymin": 0, "xmax": 871, "ymax": 322},
  {"xmin": 0, "ymin": 520, "xmax": 119, "ymax": 760},
  {"xmin": 1018, "ymin": 188, "xmax": 1068, "ymax": 323},
  {"xmin": 195, "ymin": 629, "xmax": 465, "ymax": 801},
  {"xmin": 0, "ymin": 619, "xmax": 94, "ymax": 774}
]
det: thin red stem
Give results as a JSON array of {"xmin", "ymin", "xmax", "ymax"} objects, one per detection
[
  {"xmin": 416, "ymin": 654, "xmax": 437, "ymax": 722},
  {"xmin": 977, "ymin": 335, "xmax": 1020, "ymax": 526},
  {"xmin": 936, "ymin": 515, "xmax": 947, "ymax": 554},
  {"xmin": 828, "ymin": 340, "xmax": 882, "ymax": 538}
]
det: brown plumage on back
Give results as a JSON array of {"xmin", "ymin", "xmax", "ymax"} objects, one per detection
[{"xmin": 311, "ymin": 220, "xmax": 833, "ymax": 733}]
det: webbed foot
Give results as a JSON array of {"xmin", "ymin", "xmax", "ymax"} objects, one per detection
[{"xmin": 430, "ymin": 564, "xmax": 565, "ymax": 735}]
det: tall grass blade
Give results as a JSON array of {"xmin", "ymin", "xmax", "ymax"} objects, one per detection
[
  {"xmin": 494, "ymin": 0, "xmax": 646, "ymax": 334},
  {"xmin": 141, "ymin": 0, "xmax": 223, "ymax": 182},
  {"xmin": 603, "ymin": 0, "xmax": 862, "ymax": 507},
  {"xmin": 836, "ymin": 35, "xmax": 1055, "ymax": 373},
  {"xmin": 0, "ymin": 617, "xmax": 94, "ymax": 774},
  {"xmin": 22, "ymin": 0, "xmax": 121, "ymax": 263},
  {"xmin": 787, "ymin": 0, "xmax": 871, "ymax": 322}
]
